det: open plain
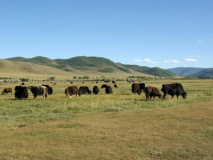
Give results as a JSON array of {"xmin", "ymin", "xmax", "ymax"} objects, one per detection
[{"xmin": 0, "ymin": 79, "xmax": 213, "ymax": 160}]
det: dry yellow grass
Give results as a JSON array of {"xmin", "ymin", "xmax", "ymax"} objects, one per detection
[{"xmin": 1, "ymin": 102, "xmax": 212, "ymax": 160}]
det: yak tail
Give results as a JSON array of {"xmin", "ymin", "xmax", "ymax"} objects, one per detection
[{"xmin": 65, "ymin": 88, "xmax": 68, "ymax": 97}]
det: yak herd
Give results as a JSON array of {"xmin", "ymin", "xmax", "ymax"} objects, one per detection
[
  {"xmin": 1, "ymin": 81, "xmax": 187, "ymax": 100},
  {"xmin": 132, "ymin": 83, "xmax": 187, "ymax": 100}
]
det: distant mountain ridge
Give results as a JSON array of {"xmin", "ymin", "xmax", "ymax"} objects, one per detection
[
  {"xmin": 167, "ymin": 67, "xmax": 213, "ymax": 78},
  {"xmin": 6, "ymin": 56, "xmax": 175, "ymax": 77},
  {"xmin": 189, "ymin": 68, "xmax": 213, "ymax": 77},
  {"xmin": 167, "ymin": 67, "xmax": 204, "ymax": 76}
]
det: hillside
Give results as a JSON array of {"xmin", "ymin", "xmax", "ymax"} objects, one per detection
[
  {"xmin": 6, "ymin": 56, "xmax": 176, "ymax": 77},
  {"xmin": 189, "ymin": 68, "xmax": 213, "ymax": 78},
  {"xmin": 55, "ymin": 56, "xmax": 130, "ymax": 73},
  {"xmin": 0, "ymin": 59, "xmax": 81, "ymax": 79},
  {"xmin": 119, "ymin": 64, "xmax": 175, "ymax": 77},
  {"xmin": 167, "ymin": 67, "xmax": 204, "ymax": 76}
]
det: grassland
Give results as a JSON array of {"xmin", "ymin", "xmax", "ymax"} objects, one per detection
[{"xmin": 0, "ymin": 79, "xmax": 213, "ymax": 160}]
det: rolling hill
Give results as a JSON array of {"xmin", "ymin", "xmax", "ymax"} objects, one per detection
[
  {"xmin": 0, "ymin": 58, "xmax": 151, "ymax": 80},
  {"xmin": 7, "ymin": 56, "xmax": 129, "ymax": 73},
  {"xmin": 6, "ymin": 56, "xmax": 176, "ymax": 77}
]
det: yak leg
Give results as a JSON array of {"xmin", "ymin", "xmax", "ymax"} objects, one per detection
[
  {"xmin": 146, "ymin": 93, "xmax": 150, "ymax": 100},
  {"xmin": 163, "ymin": 93, "xmax": 167, "ymax": 99},
  {"xmin": 43, "ymin": 92, "xmax": 48, "ymax": 100}
]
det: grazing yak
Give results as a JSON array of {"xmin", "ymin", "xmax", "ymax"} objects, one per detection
[
  {"xmin": 79, "ymin": 86, "xmax": 91, "ymax": 95},
  {"xmin": 105, "ymin": 86, "xmax": 113, "ymax": 94},
  {"xmin": 14, "ymin": 86, "xmax": 28, "ymax": 100},
  {"xmin": 114, "ymin": 84, "xmax": 118, "ymax": 88},
  {"xmin": 131, "ymin": 83, "xmax": 145, "ymax": 95},
  {"xmin": 101, "ymin": 84, "xmax": 107, "ymax": 89},
  {"xmin": 145, "ymin": 86, "xmax": 162, "ymax": 100},
  {"xmin": 65, "ymin": 86, "xmax": 80, "ymax": 98},
  {"xmin": 93, "ymin": 86, "xmax": 99, "ymax": 94},
  {"xmin": 161, "ymin": 83, "xmax": 187, "ymax": 99},
  {"xmin": 101, "ymin": 85, "xmax": 113, "ymax": 94},
  {"xmin": 28, "ymin": 85, "xmax": 48, "ymax": 100},
  {"xmin": 41, "ymin": 84, "xmax": 53, "ymax": 95},
  {"xmin": 2, "ymin": 88, "xmax": 12, "ymax": 95}
]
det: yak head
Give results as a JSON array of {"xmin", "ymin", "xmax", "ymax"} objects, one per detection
[{"xmin": 182, "ymin": 92, "xmax": 187, "ymax": 99}]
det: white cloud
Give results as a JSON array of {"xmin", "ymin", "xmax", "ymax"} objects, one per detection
[
  {"xmin": 184, "ymin": 58, "xmax": 197, "ymax": 62},
  {"xmin": 133, "ymin": 58, "xmax": 159, "ymax": 64},
  {"xmin": 144, "ymin": 58, "xmax": 159, "ymax": 64},
  {"xmin": 133, "ymin": 59, "xmax": 142, "ymax": 62},
  {"xmin": 164, "ymin": 60, "xmax": 180, "ymax": 63},
  {"xmin": 144, "ymin": 59, "xmax": 152, "ymax": 62},
  {"xmin": 151, "ymin": 61, "xmax": 159, "ymax": 64}
]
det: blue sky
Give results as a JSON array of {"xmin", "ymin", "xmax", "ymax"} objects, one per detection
[{"xmin": 0, "ymin": 0, "xmax": 212, "ymax": 69}]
